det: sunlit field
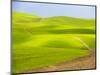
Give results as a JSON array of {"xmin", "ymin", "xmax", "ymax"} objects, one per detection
[{"xmin": 12, "ymin": 12, "xmax": 95, "ymax": 73}]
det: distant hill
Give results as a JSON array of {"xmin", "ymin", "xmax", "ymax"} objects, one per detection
[
  {"xmin": 12, "ymin": 12, "xmax": 95, "ymax": 29},
  {"xmin": 12, "ymin": 12, "xmax": 41, "ymax": 23},
  {"xmin": 42, "ymin": 16, "xmax": 95, "ymax": 29}
]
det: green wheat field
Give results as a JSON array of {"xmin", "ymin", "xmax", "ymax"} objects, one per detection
[{"xmin": 12, "ymin": 12, "xmax": 95, "ymax": 73}]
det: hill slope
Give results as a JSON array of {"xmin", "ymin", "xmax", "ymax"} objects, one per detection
[{"xmin": 12, "ymin": 12, "xmax": 95, "ymax": 73}]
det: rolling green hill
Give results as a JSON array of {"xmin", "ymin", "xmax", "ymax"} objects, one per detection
[{"xmin": 12, "ymin": 12, "xmax": 95, "ymax": 73}]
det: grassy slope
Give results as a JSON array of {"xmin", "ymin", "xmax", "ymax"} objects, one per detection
[{"xmin": 12, "ymin": 12, "xmax": 95, "ymax": 73}]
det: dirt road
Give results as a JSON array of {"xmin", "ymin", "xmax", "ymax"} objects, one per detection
[{"xmin": 31, "ymin": 49, "xmax": 96, "ymax": 73}]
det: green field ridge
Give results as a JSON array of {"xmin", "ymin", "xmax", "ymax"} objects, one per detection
[{"xmin": 12, "ymin": 12, "xmax": 95, "ymax": 73}]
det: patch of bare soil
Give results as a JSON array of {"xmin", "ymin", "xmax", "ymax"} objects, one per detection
[{"xmin": 30, "ymin": 49, "xmax": 96, "ymax": 73}]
